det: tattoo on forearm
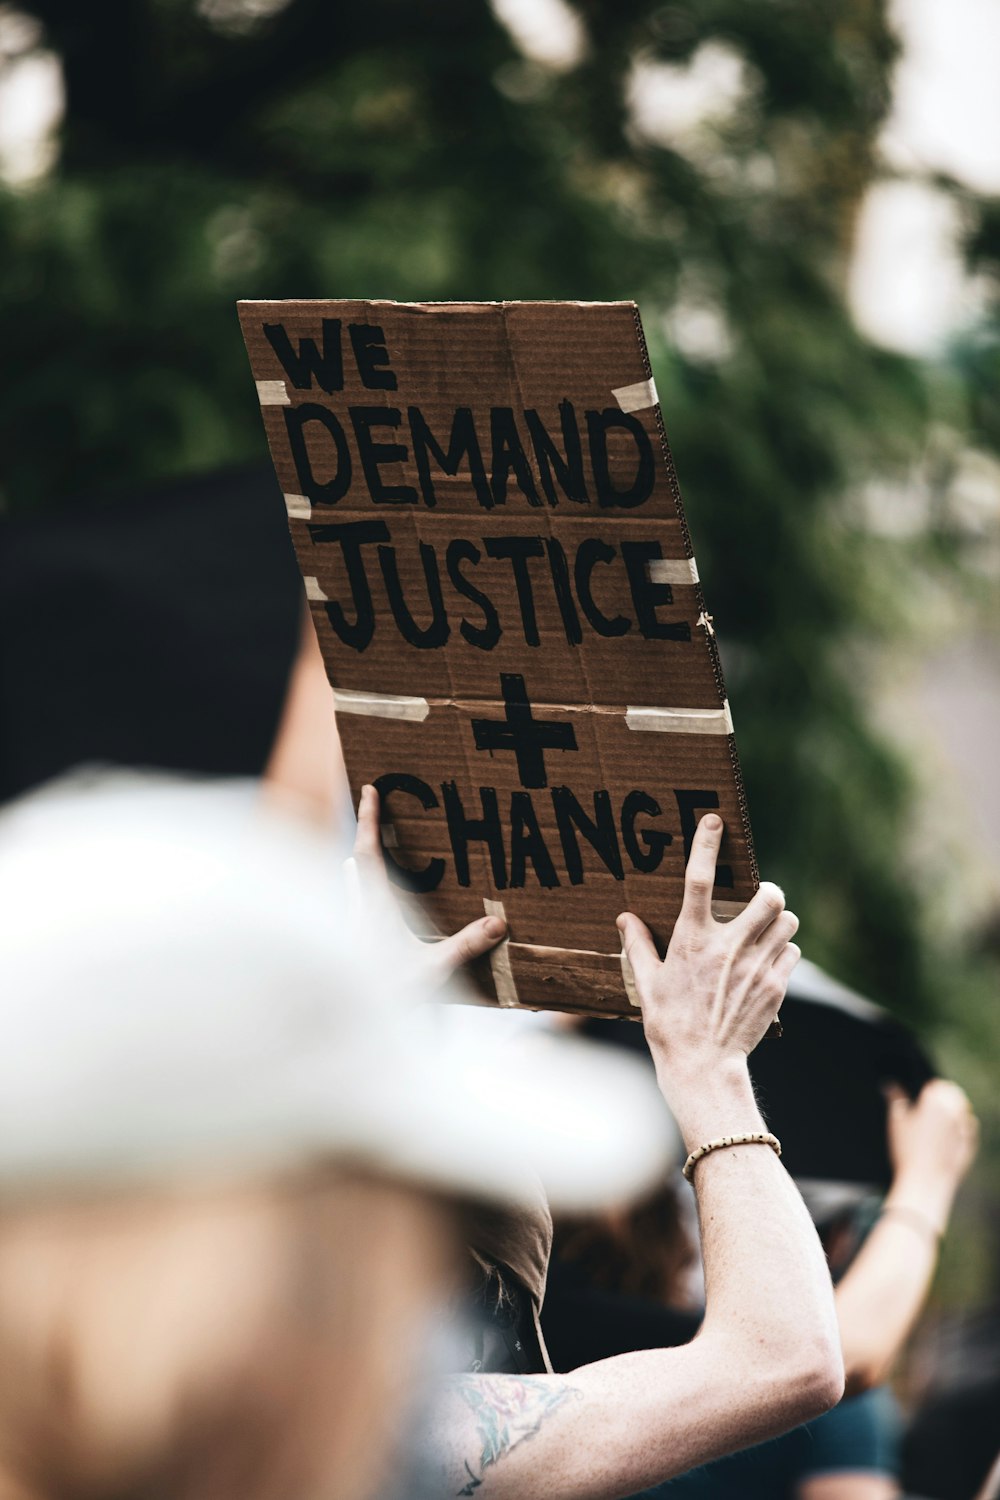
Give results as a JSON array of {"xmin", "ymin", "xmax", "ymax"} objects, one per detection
[{"xmin": 448, "ymin": 1375, "xmax": 580, "ymax": 1495}]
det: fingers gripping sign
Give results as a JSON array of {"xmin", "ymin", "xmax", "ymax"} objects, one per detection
[
  {"xmin": 351, "ymin": 781, "xmax": 390, "ymax": 884},
  {"xmin": 348, "ymin": 784, "xmax": 507, "ymax": 992},
  {"xmin": 617, "ymin": 815, "xmax": 800, "ymax": 1069}
]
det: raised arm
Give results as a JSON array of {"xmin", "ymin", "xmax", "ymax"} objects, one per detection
[
  {"xmin": 834, "ymin": 1079, "xmax": 978, "ymax": 1396},
  {"xmin": 432, "ymin": 816, "xmax": 843, "ymax": 1500}
]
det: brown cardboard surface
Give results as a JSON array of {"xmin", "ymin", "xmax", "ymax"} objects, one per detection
[{"xmin": 239, "ymin": 299, "xmax": 758, "ymax": 1017}]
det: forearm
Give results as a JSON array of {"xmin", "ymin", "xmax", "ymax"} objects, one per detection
[
  {"xmin": 434, "ymin": 1345, "xmax": 818, "ymax": 1500},
  {"xmin": 436, "ymin": 1291, "xmax": 838, "ymax": 1500},
  {"xmin": 671, "ymin": 1060, "xmax": 843, "ymax": 1410},
  {"xmin": 835, "ymin": 1172, "xmax": 946, "ymax": 1394}
]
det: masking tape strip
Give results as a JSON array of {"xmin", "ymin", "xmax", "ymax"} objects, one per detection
[
  {"xmin": 381, "ymin": 824, "xmax": 398, "ymax": 849},
  {"xmin": 712, "ymin": 900, "xmax": 749, "ymax": 922},
  {"xmin": 304, "ymin": 576, "xmax": 327, "ymax": 601},
  {"xmin": 284, "ymin": 493, "xmax": 312, "ymax": 519},
  {"xmin": 612, "ymin": 376, "xmax": 658, "ymax": 414},
  {"xmin": 484, "ymin": 898, "xmax": 519, "ymax": 1008},
  {"xmin": 331, "ymin": 688, "xmax": 431, "ymax": 723},
  {"xmin": 256, "ymin": 379, "xmax": 290, "ymax": 405},
  {"xmin": 508, "ymin": 942, "xmax": 619, "ymax": 960},
  {"xmin": 619, "ymin": 939, "xmax": 642, "ymax": 1011},
  {"xmin": 625, "ymin": 701, "xmax": 734, "ymax": 735},
  {"xmin": 648, "ymin": 556, "xmax": 699, "ymax": 585}
]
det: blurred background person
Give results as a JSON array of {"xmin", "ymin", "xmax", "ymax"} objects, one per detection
[
  {"xmin": 899, "ymin": 1304, "xmax": 1000, "ymax": 1500},
  {"xmin": 0, "ymin": 468, "xmax": 306, "ymax": 809},
  {"xmin": 656, "ymin": 1078, "xmax": 978, "ymax": 1499},
  {"xmin": 0, "ymin": 767, "xmax": 677, "ymax": 1500}
]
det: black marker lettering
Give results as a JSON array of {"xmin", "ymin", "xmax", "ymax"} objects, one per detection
[
  {"xmin": 264, "ymin": 318, "xmax": 344, "ymax": 393},
  {"xmin": 587, "ymin": 408, "xmax": 655, "ymax": 508},
  {"xmin": 544, "ymin": 538, "xmax": 583, "ymax": 646},
  {"xmin": 373, "ymin": 774, "xmax": 444, "ymax": 892},
  {"xmin": 509, "ymin": 791, "xmax": 560, "ymax": 889},
  {"xmin": 348, "ymin": 407, "xmax": 417, "ymax": 505},
  {"xmin": 490, "ymin": 408, "xmax": 541, "ymax": 508},
  {"xmin": 378, "ymin": 542, "xmax": 449, "ymax": 649},
  {"xmin": 525, "ymin": 400, "xmax": 588, "ymax": 506},
  {"xmin": 622, "ymin": 541, "xmax": 691, "ymax": 642},
  {"xmin": 348, "ymin": 324, "xmax": 397, "ymax": 390},
  {"xmin": 622, "ymin": 791, "xmax": 672, "ymax": 873},
  {"xmin": 306, "ymin": 517, "xmax": 389, "ymax": 652},
  {"xmin": 574, "ymin": 539, "xmax": 629, "ymax": 637},
  {"xmin": 442, "ymin": 782, "xmax": 507, "ymax": 889},
  {"xmin": 552, "ymin": 787, "xmax": 623, "ymax": 884},
  {"xmin": 483, "ymin": 537, "xmax": 545, "ymax": 646},
  {"xmin": 409, "ymin": 406, "xmax": 492, "ymax": 510},
  {"xmin": 283, "ymin": 404, "xmax": 352, "ymax": 506},
  {"xmin": 446, "ymin": 539, "xmax": 501, "ymax": 650},
  {"xmin": 472, "ymin": 673, "xmax": 578, "ymax": 790}
]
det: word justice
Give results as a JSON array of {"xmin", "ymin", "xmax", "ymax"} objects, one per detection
[
  {"xmin": 373, "ymin": 774, "xmax": 733, "ymax": 893},
  {"xmin": 309, "ymin": 518, "xmax": 690, "ymax": 653}
]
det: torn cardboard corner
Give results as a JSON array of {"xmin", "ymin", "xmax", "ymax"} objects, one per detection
[{"xmin": 239, "ymin": 298, "xmax": 758, "ymax": 1018}]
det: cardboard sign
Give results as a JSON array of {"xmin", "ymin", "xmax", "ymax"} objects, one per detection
[{"xmin": 239, "ymin": 300, "xmax": 758, "ymax": 1018}]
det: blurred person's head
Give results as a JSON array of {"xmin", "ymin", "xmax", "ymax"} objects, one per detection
[
  {"xmin": 0, "ymin": 1173, "xmax": 449, "ymax": 1500},
  {"xmin": 553, "ymin": 1178, "xmax": 694, "ymax": 1310},
  {"xmin": 0, "ymin": 470, "xmax": 304, "ymax": 810},
  {"xmin": 0, "ymin": 770, "xmax": 672, "ymax": 1500},
  {"xmin": 794, "ymin": 1180, "xmax": 882, "ymax": 1278},
  {"xmin": 0, "ymin": 468, "xmax": 351, "ymax": 839}
]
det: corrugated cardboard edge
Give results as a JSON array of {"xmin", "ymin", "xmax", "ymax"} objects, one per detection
[
  {"xmin": 629, "ymin": 302, "xmax": 760, "ymax": 890},
  {"xmin": 511, "ymin": 943, "xmax": 638, "ymax": 1019}
]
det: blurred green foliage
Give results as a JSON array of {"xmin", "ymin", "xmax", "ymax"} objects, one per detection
[{"xmin": 1, "ymin": 0, "xmax": 992, "ymax": 1023}]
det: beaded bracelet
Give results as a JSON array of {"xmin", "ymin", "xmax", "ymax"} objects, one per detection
[{"xmin": 682, "ymin": 1131, "xmax": 782, "ymax": 1183}]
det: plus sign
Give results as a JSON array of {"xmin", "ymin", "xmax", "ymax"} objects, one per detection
[{"xmin": 472, "ymin": 674, "xmax": 579, "ymax": 789}]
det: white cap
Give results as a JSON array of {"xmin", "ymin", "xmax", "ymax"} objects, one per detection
[{"xmin": 0, "ymin": 772, "xmax": 674, "ymax": 1211}]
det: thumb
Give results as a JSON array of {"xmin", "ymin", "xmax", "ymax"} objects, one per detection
[
  {"xmin": 352, "ymin": 784, "xmax": 382, "ymax": 859},
  {"xmin": 431, "ymin": 914, "xmax": 508, "ymax": 979},
  {"xmin": 616, "ymin": 911, "xmax": 661, "ymax": 990}
]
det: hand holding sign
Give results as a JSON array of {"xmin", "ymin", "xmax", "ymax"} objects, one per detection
[
  {"xmin": 349, "ymin": 782, "xmax": 507, "ymax": 990},
  {"xmin": 618, "ymin": 814, "xmax": 798, "ymax": 1139}
]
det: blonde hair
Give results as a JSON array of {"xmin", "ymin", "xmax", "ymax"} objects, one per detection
[{"xmin": 0, "ymin": 1172, "xmax": 449, "ymax": 1500}]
